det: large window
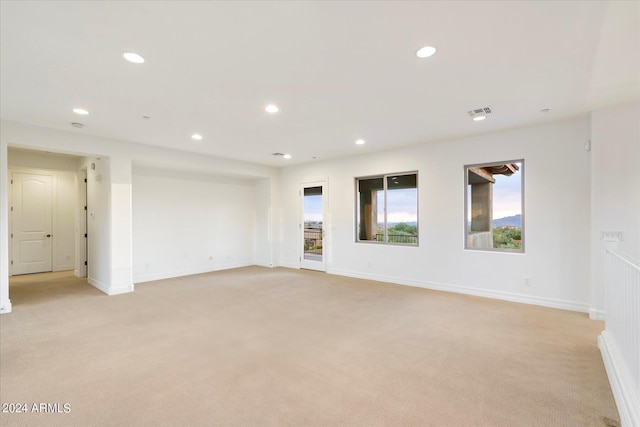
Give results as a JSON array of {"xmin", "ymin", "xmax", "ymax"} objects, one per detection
[
  {"xmin": 356, "ymin": 172, "xmax": 418, "ymax": 245},
  {"xmin": 464, "ymin": 160, "xmax": 524, "ymax": 252}
]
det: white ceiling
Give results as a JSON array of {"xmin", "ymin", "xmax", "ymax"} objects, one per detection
[{"xmin": 1, "ymin": 1, "xmax": 638, "ymax": 167}]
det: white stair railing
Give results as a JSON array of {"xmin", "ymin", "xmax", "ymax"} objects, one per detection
[{"xmin": 599, "ymin": 248, "xmax": 640, "ymax": 427}]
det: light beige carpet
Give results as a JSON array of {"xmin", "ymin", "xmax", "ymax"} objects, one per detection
[{"xmin": 0, "ymin": 267, "xmax": 619, "ymax": 426}]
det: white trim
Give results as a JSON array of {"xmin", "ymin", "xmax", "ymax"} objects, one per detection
[
  {"xmin": 88, "ymin": 276, "xmax": 134, "ymax": 296},
  {"xmin": 277, "ymin": 261, "xmax": 300, "ymax": 270},
  {"xmin": 0, "ymin": 300, "xmax": 12, "ymax": 314},
  {"xmin": 254, "ymin": 260, "xmax": 274, "ymax": 268},
  {"xmin": 107, "ymin": 284, "xmax": 135, "ymax": 296},
  {"xmin": 599, "ymin": 331, "xmax": 640, "ymax": 427},
  {"xmin": 133, "ymin": 260, "xmax": 254, "ymax": 284},
  {"xmin": 88, "ymin": 276, "xmax": 109, "ymax": 294},
  {"xmin": 327, "ymin": 267, "xmax": 590, "ymax": 313},
  {"xmin": 589, "ymin": 308, "xmax": 606, "ymax": 320}
]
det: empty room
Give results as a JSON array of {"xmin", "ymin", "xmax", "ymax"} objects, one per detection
[{"xmin": 1, "ymin": 1, "xmax": 639, "ymax": 426}]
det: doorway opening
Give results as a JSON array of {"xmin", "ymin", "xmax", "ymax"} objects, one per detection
[
  {"xmin": 6, "ymin": 148, "xmax": 91, "ymax": 307},
  {"xmin": 300, "ymin": 182, "xmax": 326, "ymax": 272}
]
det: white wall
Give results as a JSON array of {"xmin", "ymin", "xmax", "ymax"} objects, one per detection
[
  {"xmin": 255, "ymin": 178, "xmax": 274, "ymax": 267},
  {"xmin": 2, "ymin": 106, "xmax": 635, "ymax": 317},
  {"xmin": 590, "ymin": 102, "xmax": 640, "ymax": 317},
  {"xmin": 280, "ymin": 118, "xmax": 593, "ymax": 312},
  {"xmin": 8, "ymin": 149, "xmax": 80, "ymax": 171},
  {"xmin": 1, "ymin": 120, "xmax": 279, "ymax": 307},
  {"xmin": 84, "ymin": 156, "xmax": 113, "ymax": 292},
  {"xmin": 53, "ymin": 171, "xmax": 76, "ymax": 271},
  {"xmin": 132, "ymin": 167, "xmax": 257, "ymax": 282}
]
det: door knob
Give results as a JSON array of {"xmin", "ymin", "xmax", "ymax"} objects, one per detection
[{"xmin": 46, "ymin": 234, "xmax": 51, "ymax": 237}]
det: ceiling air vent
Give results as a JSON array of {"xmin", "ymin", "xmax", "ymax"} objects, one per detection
[
  {"xmin": 271, "ymin": 152, "xmax": 285, "ymax": 157},
  {"xmin": 467, "ymin": 107, "xmax": 492, "ymax": 119}
]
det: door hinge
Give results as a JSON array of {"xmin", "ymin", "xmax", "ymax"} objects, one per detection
[
  {"xmin": 10, "ymin": 179, "xmax": 13, "ymax": 184},
  {"xmin": 84, "ymin": 233, "xmax": 87, "ymax": 238},
  {"xmin": 84, "ymin": 178, "xmax": 87, "ymax": 183},
  {"xmin": 84, "ymin": 206, "xmax": 87, "ymax": 210},
  {"xmin": 299, "ymin": 257, "xmax": 301, "ymax": 262},
  {"xmin": 11, "ymin": 260, "xmax": 13, "ymax": 265},
  {"xmin": 10, "ymin": 233, "xmax": 13, "ymax": 238},
  {"xmin": 10, "ymin": 206, "xmax": 13, "ymax": 212},
  {"xmin": 84, "ymin": 261, "xmax": 87, "ymax": 266}
]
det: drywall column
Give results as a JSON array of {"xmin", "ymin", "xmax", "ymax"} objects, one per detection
[
  {"xmin": 0, "ymin": 139, "xmax": 11, "ymax": 313},
  {"xmin": 255, "ymin": 178, "xmax": 273, "ymax": 267},
  {"xmin": 590, "ymin": 102, "xmax": 640, "ymax": 319},
  {"xmin": 109, "ymin": 156, "xmax": 133, "ymax": 294}
]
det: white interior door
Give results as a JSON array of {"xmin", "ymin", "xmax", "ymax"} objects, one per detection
[
  {"xmin": 11, "ymin": 172, "xmax": 53, "ymax": 275},
  {"xmin": 300, "ymin": 182, "xmax": 326, "ymax": 271}
]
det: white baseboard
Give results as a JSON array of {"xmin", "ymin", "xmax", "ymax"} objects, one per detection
[
  {"xmin": 108, "ymin": 284, "xmax": 135, "ymax": 296},
  {"xmin": 254, "ymin": 260, "xmax": 274, "ymax": 268},
  {"xmin": 88, "ymin": 276, "xmax": 109, "ymax": 294},
  {"xmin": 133, "ymin": 261, "xmax": 254, "ymax": 284},
  {"xmin": 0, "ymin": 299, "xmax": 12, "ymax": 314},
  {"xmin": 276, "ymin": 261, "xmax": 299, "ymax": 269},
  {"xmin": 327, "ymin": 267, "xmax": 590, "ymax": 314},
  {"xmin": 589, "ymin": 308, "xmax": 606, "ymax": 320},
  {"xmin": 88, "ymin": 277, "xmax": 134, "ymax": 296},
  {"xmin": 599, "ymin": 331, "xmax": 640, "ymax": 427}
]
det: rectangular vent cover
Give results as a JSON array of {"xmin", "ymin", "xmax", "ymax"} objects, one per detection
[{"xmin": 468, "ymin": 107, "xmax": 492, "ymax": 118}]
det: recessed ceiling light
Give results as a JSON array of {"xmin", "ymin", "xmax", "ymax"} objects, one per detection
[
  {"xmin": 473, "ymin": 115, "xmax": 486, "ymax": 121},
  {"xmin": 73, "ymin": 108, "xmax": 88, "ymax": 115},
  {"xmin": 123, "ymin": 52, "xmax": 144, "ymax": 64},
  {"xmin": 283, "ymin": 154, "xmax": 292, "ymax": 159},
  {"xmin": 265, "ymin": 104, "xmax": 279, "ymax": 113},
  {"xmin": 416, "ymin": 46, "xmax": 437, "ymax": 58},
  {"xmin": 191, "ymin": 134, "xmax": 203, "ymax": 140},
  {"xmin": 355, "ymin": 139, "xmax": 366, "ymax": 145}
]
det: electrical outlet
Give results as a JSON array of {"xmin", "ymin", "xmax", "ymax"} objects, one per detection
[{"xmin": 524, "ymin": 277, "xmax": 531, "ymax": 287}]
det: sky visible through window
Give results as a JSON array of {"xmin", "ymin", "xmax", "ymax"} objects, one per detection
[
  {"xmin": 377, "ymin": 188, "xmax": 417, "ymax": 224},
  {"xmin": 306, "ymin": 167, "xmax": 519, "ymax": 225},
  {"xmin": 466, "ymin": 164, "xmax": 522, "ymax": 222},
  {"xmin": 304, "ymin": 195, "xmax": 323, "ymax": 222},
  {"xmin": 492, "ymin": 168, "xmax": 522, "ymax": 219}
]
